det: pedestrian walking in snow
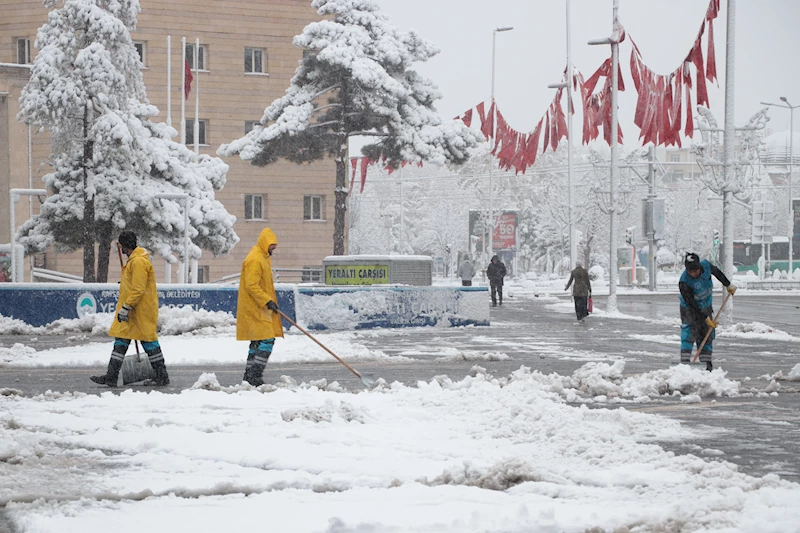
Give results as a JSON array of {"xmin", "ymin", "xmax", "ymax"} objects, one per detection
[
  {"xmin": 91, "ymin": 231, "xmax": 170, "ymax": 386},
  {"xmin": 679, "ymin": 252, "xmax": 737, "ymax": 371},
  {"xmin": 236, "ymin": 228, "xmax": 284, "ymax": 386},
  {"xmin": 458, "ymin": 257, "xmax": 476, "ymax": 286},
  {"xmin": 565, "ymin": 262, "xmax": 592, "ymax": 321},
  {"xmin": 486, "ymin": 255, "xmax": 507, "ymax": 306}
]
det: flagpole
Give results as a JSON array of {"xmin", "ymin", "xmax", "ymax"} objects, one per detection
[
  {"xmin": 180, "ymin": 36, "xmax": 186, "ymax": 145},
  {"xmin": 194, "ymin": 37, "xmax": 200, "ymax": 156},
  {"xmin": 166, "ymin": 35, "xmax": 172, "ymax": 128}
]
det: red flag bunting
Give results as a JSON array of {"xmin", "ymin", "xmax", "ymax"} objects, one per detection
[{"xmin": 184, "ymin": 59, "xmax": 193, "ymax": 100}]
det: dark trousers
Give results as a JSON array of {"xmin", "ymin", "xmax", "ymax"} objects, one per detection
[
  {"xmin": 573, "ymin": 297, "xmax": 589, "ymax": 320},
  {"xmin": 461, "ymin": 280, "xmax": 472, "ymax": 286},
  {"xmin": 490, "ymin": 281, "xmax": 503, "ymax": 305}
]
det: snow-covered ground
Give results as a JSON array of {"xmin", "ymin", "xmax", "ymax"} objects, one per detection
[{"xmin": 3, "ymin": 292, "xmax": 800, "ymax": 532}]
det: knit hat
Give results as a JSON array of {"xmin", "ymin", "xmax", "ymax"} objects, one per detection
[
  {"xmin": 118, "ymin": 231, "xmax": 137, "ymax": 250},
  {"xmin": 684, "ymin": 252, "xmax": 701, "ymax": 271}
]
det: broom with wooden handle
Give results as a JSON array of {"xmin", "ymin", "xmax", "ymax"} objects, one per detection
[{"xmin": 691, "ymin": 291, "xmax": 732, "ymax": 363}]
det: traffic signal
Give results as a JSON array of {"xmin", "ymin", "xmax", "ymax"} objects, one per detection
[
  {"xmin": 713, "ymin": 229, "xmax": 720, "ymax": 245},
  {"xmin": 624, "ymin": 226, "xmax": 635, "ymax": 245}
]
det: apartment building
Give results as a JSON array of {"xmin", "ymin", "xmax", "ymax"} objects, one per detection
[{"xmin": 1, "ymin": 0, "xmax": 335, "ymax": 283}]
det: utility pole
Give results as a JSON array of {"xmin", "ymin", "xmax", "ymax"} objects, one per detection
[
  {"xmin": 488, "ymin": 26, "xmax": 514, "ymax": 261},
  {"xmin": 588, "ymin": 0, "xmax": 621, "ymax": 312},
  {"xmin": 720, "ymin": 0, "xmax": 736, "ymax": 276},
  {"xmin": 547, "ymin": 0, "xmax": 576, "ymax": 270}
]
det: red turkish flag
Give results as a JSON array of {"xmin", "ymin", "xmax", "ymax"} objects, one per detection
[{"xmin": 184, "ymin": 59, "xmax": 194, "ymax": 100}]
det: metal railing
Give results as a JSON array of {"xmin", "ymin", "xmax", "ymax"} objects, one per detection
[
  {"xmin": 210, "ymin": 268, "xmax": 323, "ymax": 285},
  {"xmin": 31, "ymin": 267, "xmax": 83, "ymax": 283}
]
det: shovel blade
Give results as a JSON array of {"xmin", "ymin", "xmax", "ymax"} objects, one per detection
[
  {"xmin": 359, "ymin": 373, "xmax": 377, "ymax": 388},
  {"xmin": 121, "ymin": 354, "xmax": 154, "ymax": 385}
]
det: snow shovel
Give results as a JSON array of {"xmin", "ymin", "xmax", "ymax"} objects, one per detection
[
  {"xmin": 275, "ymin": 309, "xmax": 377, "ymax": 388},
  {"xmin": 122, "ymin": 340, "xmax": 154, "ymax": 385},
  {"xmin": 691, "ymin": 291, "xmax": 732, "ymax": 363},
  {"xmin": 116, "ymin": 242, "xmax": 155, "ymax": 385}
]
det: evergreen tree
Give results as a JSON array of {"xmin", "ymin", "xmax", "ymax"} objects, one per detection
[
  {"xmin": 18, "ymin": 0, "xmax": 238, "ymax": 282},
  {"xmin": 218, "ymin": 0, "xmax": 480, "ymax": 255}
]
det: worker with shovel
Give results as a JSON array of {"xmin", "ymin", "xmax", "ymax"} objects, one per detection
[
  {"xmin": 236, "ymin": 228, "xmax": 283, "ymax": 386},
  {"xmin": 91, "ymin": 231, "xmax": 170, "ymax": 386},
  {"xmin": 679, "ymin": 252, "xmax": 736, "ymax": 371}
]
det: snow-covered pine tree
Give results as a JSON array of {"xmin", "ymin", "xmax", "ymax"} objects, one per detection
[
  {"xmin": 218, "ymin": 0, "xmax": 481, "ymax": 255},
  {"xmin": 17, "ymin": 0, "xmax": 238, "ymax": 282}
]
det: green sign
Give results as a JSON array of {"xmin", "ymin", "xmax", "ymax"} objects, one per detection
[{"xmin": 325, "ymin": 265, "xmax": 389, "ymax": 285}]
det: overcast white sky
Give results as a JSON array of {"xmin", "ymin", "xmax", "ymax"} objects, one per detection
[{"xmin": 376, "ymin": 0, "xmax": 800, "ymax": 144}]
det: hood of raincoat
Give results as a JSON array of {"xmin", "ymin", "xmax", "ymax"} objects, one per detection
[{"xmin": 257, "ymin": 228, "xmax": 278, "ymax": 256}]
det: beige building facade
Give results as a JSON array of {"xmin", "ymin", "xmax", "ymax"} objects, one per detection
[{"xmin": 1, "ymin": 0, "xmax": 336, "ymax": 283}]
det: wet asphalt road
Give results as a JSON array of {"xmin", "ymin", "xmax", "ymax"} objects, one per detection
[{"xmin": 1, "ymin": 291, "xmax": 799, "ymax": 484}]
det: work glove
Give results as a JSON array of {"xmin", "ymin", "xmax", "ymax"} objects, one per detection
[
  {"xmin": 117, "ymin": 304, "xmax": 133, "ymax": 322},
  {"xmin": 726, "ymin": 284, "xmax": 737, "ymax": 296},
  {"xmin": 705, "ymin": 316, "xmax": 718, "ymax": 329},
  {"xmin": 266, "ymin": 300, "xmax": 278, "ymax": 312}
]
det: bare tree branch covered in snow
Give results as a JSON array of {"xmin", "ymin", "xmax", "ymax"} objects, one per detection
[
  {"xmin": 17, "ymin": 0, "xmax": 238, "ymax": 282},
  {"xmin": 218, "ymin": 0, "xmax": 481, "ymax": 255}
]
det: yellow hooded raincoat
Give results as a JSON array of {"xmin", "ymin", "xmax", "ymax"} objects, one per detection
[
  {"xmin": 108, "ymin": 247, "xmax": 159, "ymax": 341},
  {"xmin": 236, "ymin": 228, "xmax": 284, "ymax": 341}
]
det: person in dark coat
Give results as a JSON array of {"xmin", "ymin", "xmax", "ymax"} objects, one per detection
[
  {"xmin": 679, "ymin": 252, "xmax": 736, "ymax": 371},
  {"xmin": 486, "ymin": 255, "xmax": 507, "ymax": 306},
  {"xmin": 565, "ymin": 262, "xmax": 592, "ymax": 321}
]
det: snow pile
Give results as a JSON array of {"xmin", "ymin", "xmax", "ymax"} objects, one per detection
[
  {"xmin": 764, "ymin": 364, "xmax": 800, "ymax": 383},
  {"xmin": 0, "ymin": 332, "xmax": 399, "ymax": 368},
  {"xmin": 2, "ymin": 367, "xmax": 797, "ymax": 532},
  {"xmin": 725, "ymin": 322, "xmax": 798, "ymax": 342},
  {"xmin": 435, "ymin": 350, "xmax": 510, "ymax": 362},
  {"xmin": 158, "ymin": 306, "xmax": 236, "ymax": 336},
  {"xmin": 0, "ymin": 344, "xmax": 37, "ymax": 365},
  {"xmin": 504, "ymin": 360, "xmax": 739, "ymax": 403},
  {"xmin": 0, "ymin": 306, "xmax": 236, "ymax": 337}
]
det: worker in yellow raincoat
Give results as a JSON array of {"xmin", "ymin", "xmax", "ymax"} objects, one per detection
[
  {"xmin": 236, "ymin": 227, "xmax": 284, "ymax": 386},
  {"xmin": 91, "ymin": 231, "xmax": 170, "ymax": 386}
]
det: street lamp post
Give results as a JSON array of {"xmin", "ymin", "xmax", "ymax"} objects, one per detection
[
  {"xmin": 488, "ymin": 26, "xmax": 513, "ymax": 261},
  {"xmin": 547, "ymin": 0, "xmax": 575, "ymax": 271},
  {"xmin": 588, "ymin": 0, "xmax": 621, "ymax": 313},
  {"xmin": 9, "ymin": 188, "xmax": 47, "ymax": 283},
  {"xmin": 761, "ymin": 97, "xmax": 798, "ymax": 275}
]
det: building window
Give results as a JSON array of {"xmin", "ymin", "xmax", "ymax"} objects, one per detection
[
  {"xmin": 245, "ymin": 120, "xmax": 260, "ymax": 134},
  {"xmin": 185, "ymin": 119, "xmax": 207, "ymax": 145},
  {"xmin": 670, "ymin": 154, "xmax": 681, "ymax": 162},
  {"xmin": 304, "ymin": 195, "xmax": 324, "ymax": 220},
  {"xmin": 245, "ymin": 47, "xmax": 266, "ymax": 74},
  {"xmin": 134, "ymin": 41, "xmax": 146, "ymax": 66},
  {"xmin": 245, "ymin": 194, "xmax": 264, "ymax": 220},
  {"xmin": 301, "ymin": 266, "xmax": 322, "ymax": 283},
  {"xmin": 197, "ymin": 265, "xmax": 210, "ymax": 284},
  {"xmin": 186, "ymin": 43, "xmax": 207, "ymax": 70},
  {"xmin": 16, "ymin": 38, "xmax": 31, "ymax": 64}
]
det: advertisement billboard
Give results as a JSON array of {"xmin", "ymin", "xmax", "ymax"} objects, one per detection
[{"xmin": 469, "ymin": 210, "xmax": 517, "ymax": 252}]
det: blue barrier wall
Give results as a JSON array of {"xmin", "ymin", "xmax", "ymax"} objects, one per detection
[
  {"xmin": 0, "ymin": 284, "xmax": 296, "ymax": 328},
  {"xmin": 0, "ymin": 284, "xmax": 489, "ymax": 330}
]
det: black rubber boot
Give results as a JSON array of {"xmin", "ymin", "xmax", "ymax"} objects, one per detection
[
  {"xmin": 144, "ymin": 348, "xmax": 170, "ymax": 385},
  {"xmin": 244, "ymin": 364, "xmax": 265, "ymax": 387},
  {"xmin": 706, "ymin": 361, "xmax": 713, "ymax": 372},
  {"xmin": 90, "ymin": 357, "xmax": 123, "ymax": 387}
]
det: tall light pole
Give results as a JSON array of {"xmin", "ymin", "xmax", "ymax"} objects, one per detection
[
  {"xmin": 588, "ymin": 0, "xmax": 621, "ymax": 312},
  {"xmin": 548, "ymin": 0, "xmax": 575, "ymax": 270},
  {"xmin": 488, "ymin": 26, "xmax": 513, "ymax": 261},
  {"xmin": 761, "ymin": 97, "xmax": 798, "ymax": 275}
]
